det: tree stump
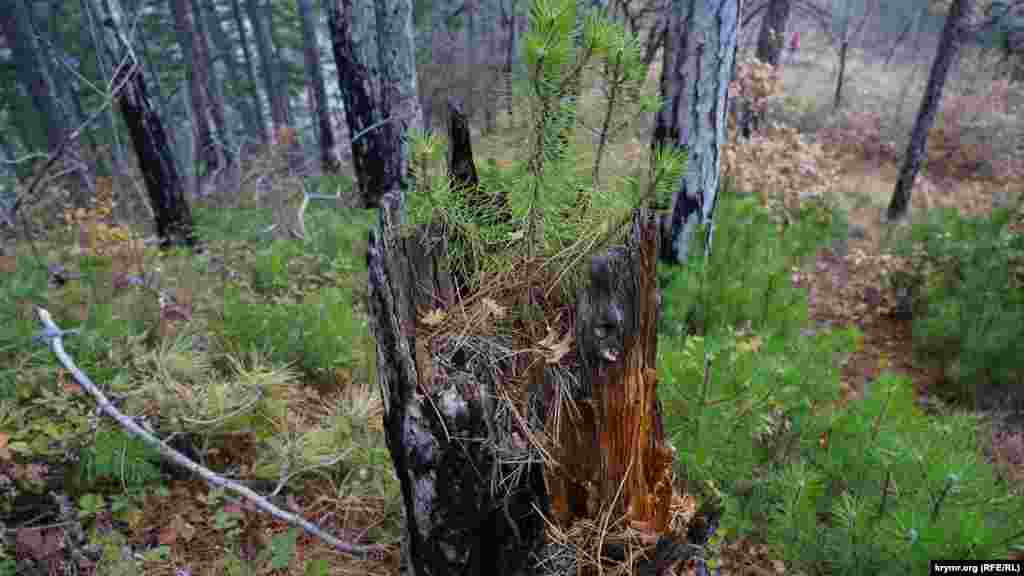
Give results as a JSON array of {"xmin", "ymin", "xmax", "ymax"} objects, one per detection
[{"xmin": 368, "ymin": 203, "xmax": 691, "ymax": 575}]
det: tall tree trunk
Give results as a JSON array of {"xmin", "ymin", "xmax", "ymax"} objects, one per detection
[
  {"xmin": 246, "ymin": 0, "xmax": 289, "ymax": 134},
  {"xmin": 754, "ymin": 0, "xmax": 791, "ymax": 66},
  {"xmin": 99, "ymin": 0, "xmax": 196, "ymax": 249},
  {"xmin": 1, "ymin": 0, "xmax": 95, "ymax": 204},
  {"xmin": 230, "ymin": 0, "xmax": 270, "ymax": 144},
  {"xmin": 202, "ymin": 0, "xmax": 260, "ymax": 147},
  {"xmin": 651, "ymin": 0, "xmax": 739, "ymax": 263},
  {"xmin": 466, "ymin": 0, "xmax": 479, "ymax": 122},
  {"xmin": 298, "ymin": 0, "xmax": 340, "ymax": 173},
  {"xmin": 170, "ymin": 0, "xmax": 219, "ymax": 181},
  {"xmin": 327, "ymin": 0, "xmax": 422, "ymax": 209},
  {"xmin": 503, "ymin": 0, "xmax": 517, "ymax": 122},
  {"xmin": 484, "ymin": 1, "xmax": 499, "ymax": 135},
  {"xmin": 265, "ymin": 0, "xmax": 294, "ymax": 126},
  {"xmin": 738, "ymin": 0, "xmax": 791, "ymax": 137},
  {"xmin": 190, "ymin": 0, "xmax": 233, "ymax": 169},
  {"xmin": 81, "ymin": 0, "xmax": 127, "ymax": 178},
  {"xmin": 887, "ymin": 0, "xmax": 972, "ymax": 221},
  {"xmin": 833, "ymin": 38, "xmax": 848, "ymax": 110}
]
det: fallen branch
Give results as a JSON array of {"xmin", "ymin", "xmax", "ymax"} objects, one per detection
[{"xmin": 33, "ymin": 307, "xmax": 388, "ymax": 560}]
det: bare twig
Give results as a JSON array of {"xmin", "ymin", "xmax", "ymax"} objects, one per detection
[{"xmin": 33, "ymin": 308, "xmax": 388, "ymax": 559}]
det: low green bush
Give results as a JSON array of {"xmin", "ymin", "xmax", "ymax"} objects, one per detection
[
  {"xmin": 658, "ymin": 191, "xmax": 1024, "ymax": 574},
  {"xmin": 218, "ymin": 284, "xmax": 367, "ymax": 379},
  {"xmin": 892, "ymin": 206, "xmax": 1024, "ymax": 409},
  {"xmin": 658, "ymin": 187, "xmax": 844, "ymax": 341}
]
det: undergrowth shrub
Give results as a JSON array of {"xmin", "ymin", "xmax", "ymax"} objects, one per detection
[
  {"xmin": 658, "ymin": 186, "xmax": 846, "ymax": 340},
  {"xmin": 218, "ymin": 285, "xmax": 367, "ymax": 379},
  {"xmin": 75, "ymin": 428, "xmax": 162, "ymax": 491},
  {"xmin": 252, "ymin": 239, "xmax": 301, "ymax": 294},
  {"xmin": 658, "ymin": 191, "xmax": 1024, "ymax": 573},
  {"xmin": 893, "ymin": 206, "xmax": 1024, "ymax": 409}
]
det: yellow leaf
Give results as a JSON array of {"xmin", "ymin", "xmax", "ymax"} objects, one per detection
[{"xmin": 421, "ymin": 308, "xmax": 447, "ymax": 327}]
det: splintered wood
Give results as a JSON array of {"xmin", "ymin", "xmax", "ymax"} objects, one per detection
[{"xmin": 546, "ymin": 210, "xmax": 674, "ymax": 535}]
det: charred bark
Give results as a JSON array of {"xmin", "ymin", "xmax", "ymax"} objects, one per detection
[
  {"xmin": 327, "ymin": 0, "xmax": 421, "ymax": 209},
  {"xmin": 447, "ymin": 98, "xmax": 481, "ymax": 201},
  {"xmin": 116, "ymin": 65, "xmax": 197, "ymax": 250},
  {"xmin": 446, "ymin": 98, "xmax": 509, "ymax": 295},
  {"xmin": 367, "ymin": 212, "xmax": 547, "ymax": 576},
  {"xmin": 100, "ymin": 0, "xmax": 196, "ymax": 249},
  {"xmin": 370, "ymin": 208, "xmax": 694, "ymax": 575},
  {"xmin": 548, "ymin": 211, "xmax": 674, "ymax": 534}
]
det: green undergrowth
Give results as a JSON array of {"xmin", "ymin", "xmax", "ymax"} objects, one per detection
[
  {"xmin": 890, "ymin": 204, "xmax": 1024, "ymax": 411},
  {"xmin": 0, "ymin": 192, "xmax": 398, "ymax": 571},
  {"xmin": 657, "ymin": 190, "xmax": 1024, "ymax": 574}
]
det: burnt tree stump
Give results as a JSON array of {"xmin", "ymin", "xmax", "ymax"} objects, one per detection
[
  {"xmin": 369, "ymin": 203, "xmax": 689, "ymax": 575},
  {"xmin": 368, "ymin": 200, "xmax": 547, "ymax": 576},
  {"xmin": 546, "ymin": 211, "xmax": 674, "ymax": 534}
]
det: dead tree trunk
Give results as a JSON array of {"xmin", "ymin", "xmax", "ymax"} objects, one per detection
[
  {"xmin": 548, "ymin": 212, "xmax": 674, "ymax": 534},
  {"xmin": 369, "ymin": 205, "xmax": 695, "ymax": 575},
  {"xmin": 327, "ymin": 0, "xmax": 422, "ymax": 209},
  {"xmin": 100, "ymin": 0, "xmax": 196, "ymax": 249}
]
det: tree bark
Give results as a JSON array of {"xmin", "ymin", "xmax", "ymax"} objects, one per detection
[
  {"xmin": 230, "ymin": 0, "xmax": 270, "ymax": 144},
  {"xmin": 1, "ymin": 0, "xmax": 95, "ymax": 204},
  {"xmin": 548, "ymin": 211, "xmax": 674, "ymax": 533},
  {"xmin": 651, "ymin": 0, "xmax": 740, "ymax": 263},
  {"xmin": 832, "ymin": 38, "xmax": 848, "ymax": 110},
  {"xmin": 202, "ymin": 0, "xmax": 260, "ymax": 146},
  {"xmin": 98, "ymin": 0, "xmax": 196, "ymax": 249},
  {"xmin": 246, "ymin": 0, "xmax": 290, "ymax": 134},
  {"xmin": 737, "ymin": 0, "xmax": 791, "ymax": 136},
  {"xmin": 170, "ymin": 0, "xmax": 219, "ymax": 181},
  {"xmin": 264, "ymin": 0, "xmax": 294, "ymax": 127},
  {"xmin": 327, "ymin": 0, "xmax": 422, "ymax": 208},
  {"xmin": 189, "ymin": 0, "xmax": 233, "ymax": 168},
  {"xmin": 503, "ymin": 0, "xmax": 518, "ymax": 122},
  {"xmin": 887, "ymin": 0, "xmax": 972, "ymax": 221},
  {"xmin": 755, "ymin": 0, "xmax": 791, "ymax": 66},
  {"xmin": 298, "ymin": 0, "xmax": 340, "ymax": 173}
]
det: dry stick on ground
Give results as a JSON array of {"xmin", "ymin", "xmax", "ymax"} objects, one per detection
[{"xmin": 33, "ymin": 307, "xmax": 387, "ymax": 560}]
